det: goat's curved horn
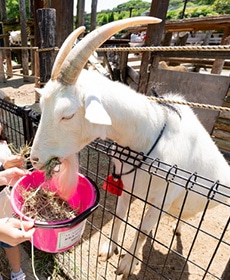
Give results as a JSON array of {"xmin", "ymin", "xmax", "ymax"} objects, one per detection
[
  {"xmin": 51, "ymin": 26, "xmax": 86, "ymax": 80},
  {"xmin": 58, "ymin": 16, "xmax": 161, "ymax": 85}
]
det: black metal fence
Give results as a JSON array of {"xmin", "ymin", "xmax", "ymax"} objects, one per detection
[
  {"xmin": 0, "ymin": 98, "xmax": 229, "ymax": 280},
  {"xmin": 0, "ymin": 98, "xmax": 40, "ymax": 148}
]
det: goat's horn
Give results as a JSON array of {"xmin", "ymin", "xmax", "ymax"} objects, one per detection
[
  {"xmin": 51, "ymin": 26, "xmax": 86, "ymax": 80},
  {"xmin": 58, "ymin": 16, "xmax": 161, "ymax": 85}
]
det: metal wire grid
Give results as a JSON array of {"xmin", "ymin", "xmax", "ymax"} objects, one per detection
[
  {"xmin": 54, "ymin": 139, "xmax": 229, "ymax": 280},
  {"xmin": 0, "ymin": 100, "xmax": 229, "ymax": 279},
  {"xmin": 0, "ymin": 99, "xmax": 27, "ymax": 148},
  {"xmin": 0, "ymin": 99, "xmax": 40, "ymax": 150}
]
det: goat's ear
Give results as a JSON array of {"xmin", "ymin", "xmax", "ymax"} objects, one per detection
[{"xmin": 85, "ymin": 95, "xmax": 112, "ymax": 125}]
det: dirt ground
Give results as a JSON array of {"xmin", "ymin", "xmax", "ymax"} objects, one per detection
[
  {"xmin": 0, "ymin": 75, "xmax": 36, "ymax": 106},
  {"xmin": 0, "ymin": 75, "xmax": 229, "ymax": 280}
]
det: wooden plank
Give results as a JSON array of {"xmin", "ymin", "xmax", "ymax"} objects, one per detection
[
  {"xmin": 125, "ymin": 15, "xmax": 230, "ymax": 34},
  {"xmin": 212, "ymin": 129, "xmax": 230, "ymax": 141},
  {"xmin": 148, "ymin": 69, "xmax": 230, "ymax": 134},
  {"xmin": 213, "ymin": 138, "xmax": 230, "ymax": 152},
  {"xmin": 88, "ymin": 54, "xmax": 110, "ymax": 77},
  {"xmin": 214, "ymin": 118, "xmax": 230, "ymax": 132},
  {"xmin": 161, "ymin": 57, "xmax": 230, "ymax": 69},
  {"xmin": 165, "ymin": 15, "xmax": 230, "ymax": 32},
  {"xmin": 217, "ymin": 111, "xmax": 230, "ymax": 120}
]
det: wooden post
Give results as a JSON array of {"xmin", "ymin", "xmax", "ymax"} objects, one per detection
[
  {"xmin": 161, "ymin": 31, "xmax": 173, "ymax": 46},
  {"xmin": 4, "ymin": 34, "xmax": 13, "ymax": 78},
  {"xmin": 119, "ymin": 51, "xmax": 129, "ymax": 83},
  {"xmin": 0, "ymin": 0, "xmax": 7, "ymax": 20},
  {"xmin": 36, "ymin": 8, "xmax": 56, "ymax": 85},
  {"xmin": 0, "ymin": 23, "xmax": 5, "ymax": 82},
  {"xmin": 138, "ymin": 0, "xmax": 170, "ymax": 94},
  {"xmin": 0, "ymin": 50, "xmax": 4, "ymax": 82},
  {"xmin": 0, "ymin": 0, "xmax": 7, "ymax": 83},
  {"xmin": 19, "ymin": 0, "xmax": 30, "ymax": 81},
  {"xmin": 90, "ymin": 0, "xmax": 97, "ymax": 31},
  {"xmin": 50, "ymin": 0, "xmax": 74, "ymax": 48},
  {"xmin": 211, "ymin": 26, "xmax": 230, "ymax": 75},
  {"xmin": 76, "ymin": 0, "xmax": 85, "ymax": 28},
  {"xmin": 34, "ymin": 48, "xmax": 39, "ymax": 87}
]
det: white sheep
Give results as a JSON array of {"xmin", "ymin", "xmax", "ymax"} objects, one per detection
[
  {"xmin": 9, "ymin": 31, "xmax": 21, "ymax": 46},
  {"xmin": 30, "ymin": 17, "xmax": 230, "ymax": 277}
]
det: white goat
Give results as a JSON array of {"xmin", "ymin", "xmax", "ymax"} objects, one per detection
[{"xmin": 30, "ymin": 17, "xmax": 230, "ymax": 277}]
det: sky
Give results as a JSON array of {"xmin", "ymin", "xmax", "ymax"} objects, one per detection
[{"xmin": 74, "ymin": 0, "xmax": 152, "ymax": 14}]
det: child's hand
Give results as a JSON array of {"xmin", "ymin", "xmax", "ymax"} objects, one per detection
[
  {"xmin": 3, "ymin": 155, "xmax": 24, "ymax": 169},
  {"xmin": 0, "ymin": 218, "xmax": 35, "ymax": 246},
  {"xmin": 0, "ymin": 167, "xmax": 28, "ymax": 186}
]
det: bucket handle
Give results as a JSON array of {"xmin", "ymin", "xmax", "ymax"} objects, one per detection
[{"xmin": 34, "ymin": 177, "xmax": 100, "ymax": 229}]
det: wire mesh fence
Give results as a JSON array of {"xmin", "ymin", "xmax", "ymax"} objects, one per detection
[
  {"xmin": 0, "ymin": 98, "xmax": 229, "ymax": 279},
  {"xmin": 52, "ymin": 139, "xmax": 229, "ymax": 280}
]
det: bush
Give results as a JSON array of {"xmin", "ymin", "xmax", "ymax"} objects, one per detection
[{"xmin": 212, "ymin": 0, "xmax": 230, "ymax": 14}]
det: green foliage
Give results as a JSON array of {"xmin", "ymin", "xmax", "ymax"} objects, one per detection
[
  {"xmin": 108, "ymin": 12, "xmax": 115, "ymax": 23},
  {"xmin": 92, "ymin": 0, "xmax": 227, "ymax": 25},
  {"xmin": 6, "ymin": 0, "xmax": 30, "ymax": 19},
  {"xmin": 167, "ymin": 0, "xmax": 220, "ymax": 19},
  {"xmin": 95, "ymin": 0, "xmax": 151, "ymax": 26},
  {"xmin": 6, "ymin": 0, "xmax": 229, "ymax": 31},
  {"xmin": 6, "ymin": 0, "xmax": 20, "ymax": 19},
  {"xmin": 212, "ymin": 0, "xmax": 230, "ymax": 14},
  {"xmin": 116, "ymin": 0, "xmax": 150, "ymax": 9},
  {"xmin": 183, "ymin": 5, "xmax": 217, "ymax": 18},
  {"xmin": 98, "ymin": 14, "xmax": 108, "ymax": 25}
]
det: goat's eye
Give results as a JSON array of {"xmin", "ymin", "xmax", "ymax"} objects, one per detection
[{"xmin": 62, "ymin": 114, "xmax": 74, "ymax": 120}]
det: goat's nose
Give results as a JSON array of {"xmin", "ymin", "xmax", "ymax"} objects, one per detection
[{"xmin": 30, "ymin": 157, "xmax": 39, "ymax": 165}]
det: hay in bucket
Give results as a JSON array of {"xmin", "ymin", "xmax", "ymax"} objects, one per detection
[
  {"xmin": 20, "ymin": 184, "xmax": 79, "ymax": 222},
  {"xmin": 11, "ymin": 170, "xmax": 100, "ymax": 253},
  {"xmin": 10, "ymin": 151, "xmax": 76, "ymax": 222}
]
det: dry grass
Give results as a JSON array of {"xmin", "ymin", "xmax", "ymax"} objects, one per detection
[{"xmin": 20, "ymin": 186, "xmax": 79, "ymax": 222}]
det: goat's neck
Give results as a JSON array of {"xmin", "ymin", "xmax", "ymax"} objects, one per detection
[{"xmin": 102, "ymin": 94, "xmax": 166, "ymax": 153}]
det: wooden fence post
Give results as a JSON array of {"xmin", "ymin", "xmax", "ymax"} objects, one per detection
[
  {"xmin": 36, "ymin": 8, "xmax": 56, "ymax": 85},
  {"xmin": 19, "ymin": 0, "xmax": 30, "ymax": 81},
  {"xmin": 138, "ymin": 0, "xmax": 170, "ymax": 95},
  {"xmin": 0, "ymin": 23, "xmax": 5, "ymax": 82}
]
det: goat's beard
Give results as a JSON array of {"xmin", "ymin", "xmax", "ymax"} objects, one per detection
[{"xmin": 52, "ymin": 154, "xmax": 79, "ymax": 201}]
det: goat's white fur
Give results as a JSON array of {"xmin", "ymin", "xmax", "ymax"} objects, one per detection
[{"xmin": 31, "ymin": 18, "xmax": 230, "ymax": 277}]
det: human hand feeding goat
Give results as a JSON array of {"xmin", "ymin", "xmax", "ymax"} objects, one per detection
[{"xmin": 30, "ymin": 17, "xmax": 230, "ymax": 277}]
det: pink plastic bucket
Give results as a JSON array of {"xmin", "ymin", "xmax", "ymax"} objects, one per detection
[{"xmin": 10, "ymin": 170, "xmax": 100, "ymax": 253}]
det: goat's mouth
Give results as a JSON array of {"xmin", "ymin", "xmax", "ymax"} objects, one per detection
[
  {"xmin": 31, "ymin": 157, "xmax": 62, "ymax": 179},
  {"xmin": 43, "ymin": 157, "xmax": 62, "ymax": 179}
]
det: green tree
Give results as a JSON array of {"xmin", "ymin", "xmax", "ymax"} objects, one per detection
[
  {"xmin": 6, "ymin": 0, "xmax": 30, "ymax": 19},
  {"xmin": 108, "ymin": 12, "xmax": 114, "ymax": 23},
  {"xmin": 99, "ymin": 14, "xmax": 108, "ymax": 25},
  {"xmin": 212, "ymin": 0, "xmax": 230, "ymax": 14},
  {"xmin": 6, "ymin": 0, "xmax": 19, "ymax": 19}
]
